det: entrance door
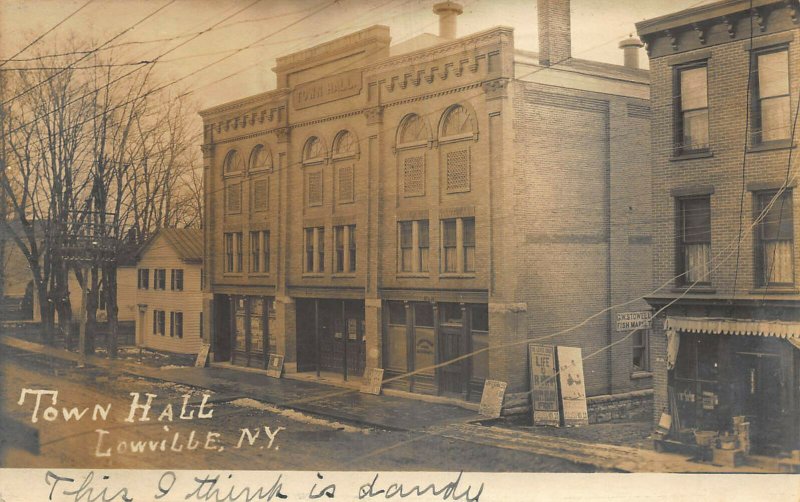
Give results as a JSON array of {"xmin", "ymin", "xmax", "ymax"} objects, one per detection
[
  {"xmin": 213, "ymin": 295, "xmax": 232, "ymax": 362},
  {"xmin": 295, "ymin": 299, "xmax": 317, "ymax": 372},
  {"xmin": 438, "ymin": 325, "xmax": 466, "ymax": 397},
  {"xmin": 736, "ymin": 352, "xmax": 784, "ymax": 454}
]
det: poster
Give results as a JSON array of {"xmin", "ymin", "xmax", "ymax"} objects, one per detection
[
  {"xmin": 556, "ymin": 346, "xmax": 589, "ymax": 426},
  {"xmin": 529, "ymin": 343, "xmax": 560, "ymax": 426},
  {"xmin": 479, "ymin": 380, "xmax": 507, "ymax": 418}
]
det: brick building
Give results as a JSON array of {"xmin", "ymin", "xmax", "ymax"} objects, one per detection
[
  {"xmin": 638, "ymin": 0, "xmax": 800, "ymax": 454},
  {"xmin": 200, "ymin": 0, "xmax": 653, "ymax": 417}
]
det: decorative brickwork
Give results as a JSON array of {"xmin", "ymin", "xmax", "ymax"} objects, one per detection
[
  {"xmin": 446, "ymin": 149, "xmax": 470, "ymax": 192},
  {"xmin": 403, "ymin": 156, "xmax": 425, "ymax": 196}
]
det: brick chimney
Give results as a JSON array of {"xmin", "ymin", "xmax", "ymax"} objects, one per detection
[
  {"xmin": 619, "ymin": 35, "xmax": 644, "ymax": 69},
  {"xmin": 538, "ymin": 0, "xmax": 571, "ymax": 67},
  {"xmin": 433, "ymin": 1, "xmax": 463, "ymax": 40}
]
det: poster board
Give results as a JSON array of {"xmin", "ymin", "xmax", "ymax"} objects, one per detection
[
  {"xmin": 360, "ymin": 368, "xmax": 384, "ymax": 395},
  {"xmin": 195, "ymin": 343, "xmax": 211, "ymax": 368},
  {"xmin": 556, "ymin": 346, "xmax": 588, "ymax": 426},
  {"xmin": 478, "ymin": 380, "xmax": 507, "ymax": 418},
  {"xmin": 266, "ymin": 354, "xmax": 285, "ymax": 378},
  {"xmin": 529, "ymin": 343, "xmax": 560, "ymax": 426}
]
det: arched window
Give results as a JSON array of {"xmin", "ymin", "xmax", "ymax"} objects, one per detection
[
  {"xmin": 397, "ymin": 114, "xmax": 429, "ymax": 147},
  {"xmin": 303, "ymin": 136, "xmax": 325, "ymax": 164},
  {"xmin": 332, "ymin": 130, "xmax": 357, "ymax": 157},
  {"xmin": 249, "ymin": 144, "xmax": 272, "ymax": 172},
  {"xmin": 224, "ymin": 150, "xmax": 244, "ymax": 173},
  {"xmin": 440, "ymin": 105, "xmax": 472, "ymax": 138}
]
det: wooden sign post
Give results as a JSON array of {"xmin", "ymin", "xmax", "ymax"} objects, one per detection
[
  {"xmin": 529, "ymin": 343, "xmax": 560, "ymax": 426},
  {"xmin": 556, "ymin": 345, "xmax": 589, "ymax": 426},
  {"xmin": 195, "ymin": 343, "xmax": 211, "ymax": 368},
  {"xmin": 479, "ymin": 380, "xmax": 507, "ymax": 418},
  {"xmin": 266, "ymin": 354, "xmax": 285, "ymax": 378},
  {"xmin": 360, "ymin": 368, "xmax": 384, "ymax": 395}
]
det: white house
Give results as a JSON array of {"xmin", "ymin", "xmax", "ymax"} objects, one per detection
[{"xmin": 135, "ymin": 228, "xmax": 203, "ymax": 354}]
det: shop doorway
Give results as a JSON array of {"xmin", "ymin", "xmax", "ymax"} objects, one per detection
[
  {"xmin": 735, "ymin": 351, "xmax": 783, "ymax": 454},
  {"xmin": 295, "ymin": 298, "xmax": 365, "ymax": 379},
  {"xmin": 437, "ymin": 303, "xmax": 468, "ymax": 398}
]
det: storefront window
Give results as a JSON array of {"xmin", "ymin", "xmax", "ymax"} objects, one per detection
[
  {"xmin": 388, "ymin": 301, "xmax": 406, "ymax": 325},
  {"xmin": 414, "ymin": 303, "xmax": 434, "ymax": 327},
  {"xmin": 440, "ymin": 303, "xmax": 463, "ymax": 324}
]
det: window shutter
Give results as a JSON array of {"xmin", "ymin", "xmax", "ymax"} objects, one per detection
[
  {"xmin": 446, "ymin": 149, "xmax": 470, "ymax": 192},
  {"xmin": 253, "ymin": 178, "xmax": 268, "ymax": 211},
  {"xmin": 338, "ymin": 165, "xmax": 354, "ymax": 203},
  {"xmin": 308, "ymin": 171, "xmax": 323, "ymax": 206},
  {"xmin": 403, "ymin": 156, "xmax": 425, "ymax": 196}
]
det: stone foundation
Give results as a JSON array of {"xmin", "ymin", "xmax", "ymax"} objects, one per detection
[{"xmin": 501, "ymin": 389, "xmax": 654, "ymax": 423}]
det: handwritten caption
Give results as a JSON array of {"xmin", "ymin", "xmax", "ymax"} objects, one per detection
[{"xmin": 43, "ymin": 470, "xmax": 484, "ymax": 501}]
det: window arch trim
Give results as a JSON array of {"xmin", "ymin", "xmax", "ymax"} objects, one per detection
[
  {"xmin": 223, "ymin": 149, "xmax": 244, "ymax": 177},
  {"xmin": 332, "ymin": 129, "xmax": 360, "ymax": 160},
  {"xmin": 395, "ymin": 113, "xmax": 432, "ymax": 151},
  {"xmin": 302, "ymin": 135, "xmax": 327, "ymax": 165},
  {"xmin": 437, "ymin": 103, "xmax": 479, "ymax": 144},
  {"xmin": 248, "ymin": 144, "xmax": 273, "ymax": 173}
]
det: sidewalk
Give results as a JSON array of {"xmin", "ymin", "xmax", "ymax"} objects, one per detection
[{"xmin": 0, "ymin": 334, "xmax": 781, "ymax": 473}]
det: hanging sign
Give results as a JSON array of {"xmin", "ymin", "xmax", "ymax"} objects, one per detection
[
  {"xmin": 360, "ymin": 368, "xmax": 384, "ymax": 395},
  {"xmin": 529, "ymin": 344, "xmax": 560, "ymax": 426},
  {"xmin": 556, "ymin": 346, "xmax": 589, "ymax": 426},
  {"xmin": 195, "ymin": 344, "xmax": 211, "ymax": 368},
  {"xmin": 478, "ymin": 380, "xmax": 507, "ymax": 419},
  {"xmin": 266, "ymin": 354, "xmax": 285, "ymax": 378}
]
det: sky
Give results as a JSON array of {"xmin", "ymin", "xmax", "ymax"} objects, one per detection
[{"xmin": 0, "ymin": 0, "xmax": 716, "ymax": 111}]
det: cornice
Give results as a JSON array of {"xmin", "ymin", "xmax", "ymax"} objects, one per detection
[{"xmin": 199, "ymin": 88, "xmax": 290, "ymax": 119}]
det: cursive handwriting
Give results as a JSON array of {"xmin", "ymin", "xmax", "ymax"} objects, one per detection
[{"xmin": 359, "ymin": 472, "xmax": 483, "ymax": 502}]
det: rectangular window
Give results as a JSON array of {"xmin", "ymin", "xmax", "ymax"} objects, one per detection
[
  {"xmin": 387, "ymin": 301, "xmax": 406, "ymax": 325},
  {"xmin": 632, "ymin": 330, "xmax": 650, "ymax": 372},
  {"xmin": 677, "ymin": 197, "xmax": 711, "ymax": 285},
  {"xmin": 235, "ymin": 233, "xmax": 243, "ymax": 272},
  {"xmin": 224, "ymin": 233, "xmax": 234, "ymax": 273},
  {"xmin": 137, "ymin": 268, "xmax": 149, "ymax": 289},
  {"xmin": 756, "ymin": 190, "xmax": 794, "ymax": 286},
  {"xmin": 170, "ymin": 269, "xmax": 184, "ymax": 291},
  {"xmin": 262, "ymin": 231, "xmax": 270, "ymax": 273},
  {"xmin": 200, "ymin": 312, "xmax": 204, "ymax": 340},
  {"xmin": 754, "ymin": 48, "xmax": 790, "ymax": 144},
  {"xmin": 200, "ymin": 268, "xmax": 205, "ymax": 290},
  {"xmin": 418, "ymin": 220, "xmax": 429, "ymax": 273},
  {"xmin": 153, "ymin": 269, "xmax": 166, "ymax": 290},
  {"xmin": 348, "ymin": 225, "xmax": 356, "ymax": 272},
  {"xmin": 174, "ymin": 312, "xmax": 184, "ymax": 338},
  {"xmin": 463, "ymin": 217, "xmax": 475, "ymax": 273},
  {"xmin": 154, "ymin": 310, "xmax": 165, "ymax": 336},
  {"xmin": 399, "ymin": 221, "xmax": 413, "ymax": 272},
  {"xmin": 335, "ymin": 226, "xmax": 345, "ymax": 273},
  {"xmin": 304, "ymin": 227, "xmax": 325, "ymax": 273},
  {"xmin": 676, "ymin": 64, "xmax": 709, "ymax": 154},
  {"xmin": 253, "ymin": 178, "xmax": 269, "ymax": 211},
  {"xmin": 226, "ymin": 183, "xmax": 241, "ymax": 214},
  {"xmin": 250, "ymin": 231, "xmax": 260, "ymax": 273},
  {"xmin": 442, "ymin": 219, "xmax": 457, "ymax": 273}
]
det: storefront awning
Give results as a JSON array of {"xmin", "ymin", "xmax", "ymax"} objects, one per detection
[
  {"xmin": 664, "ymin": 317, "xmax": 800, "ymax": 369},
  {"xmin": 664, "ymin": 316, "xmax": 800, "ymax": 340}
]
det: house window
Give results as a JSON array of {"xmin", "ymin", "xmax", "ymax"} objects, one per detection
[
  {"xmin": 677, "ymin": 196, "xmax": 711, "ymax": 285},
  {"xmin": 755, "ymin": 190, "xmax": 794, "ymax": 286},
  {"xmin": 224, "ymin": 233, "xmax": 234, "ymax": 273},
  {"xmin": 398, "ymin": 220, "xmax": 429, "ymax": 273},
  {"xmin": 154, "ymin": 269, "xmax": 166, "ymax": 290},
  {"xmin": 754, "ymin": 48, "xmax": 790, "ymax": 144},
  {"xmin": 250, "ymin": 231, "xmax": 260, "ymax": 273},
  {"xmin": 337, "ymin": 165, "xmax": 354, "ymax": 203},
  {"xmin": 307, "ymin": 171, "xmax": 323, "ymax": 207},
  {"xmin": 304, "ymin": 226, "xmax": 325, "ymax": 273},
  {"xmin": 441, "ymin": 217, "xmax": 475, "ymax": 274},
  {"xmin": 334, "ymin": 224, "xmax": 356, "ymax": 273},
  {"xmin": 200, "ymin": 312, "xmax": 204, "ymax": 339},
  {"xmin": 170, "ymin": 312, "xmax": 183, "ymax": 338},
  {"xmin": 632, "ymin": 330, "xmax": 650, "ymax": 372},
  {"xmin": 200, "ymin": 268, "xmax": 204, "ymax": 290},
  {"xmin": 137, "ymin": 268, "xmax": 149, "ymax": 289},
  {"xmin": 235, "ymin": 233, "xmax": 243, "ymax": 272},
  {"xmin": 463, "ymin": 217, "xmax": 475, "ymax": 272},
  {"xmin": 252, "ymin": 178, "xmax": 269, "ymax": 212},
  {"xmin": 676, "ymin": 64, "xmax": 709, "ymax": 154},
  {"xmin": 442, "ymin": 219, "xmax": 457, "ymax": 273},
  {"xmin": 170, "ymin": 269, "xmax": 184, "ymax": 291},
  {"xmin": 262, "ymin": 231, "xmax": 270, "ymax": 273},
  {"xmin": 153, "ymin": 310, "xmax": 165, "ymax": 336}
]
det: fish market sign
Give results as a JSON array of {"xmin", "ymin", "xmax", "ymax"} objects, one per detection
[
  {"xmin": 616, "ymin": 311, "xmax": 652, "ymax": 331},
  {"xmin": 293, "ymin": 69, "xmax": 362, "ymax": 109}
]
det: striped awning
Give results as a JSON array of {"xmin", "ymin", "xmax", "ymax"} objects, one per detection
[{"xmin": 664, "ymin": 316, "xmax": 800, "ymax": 340}]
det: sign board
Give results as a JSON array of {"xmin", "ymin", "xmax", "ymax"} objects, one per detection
[
  {"xmin": 360, "ymin": 368, "xmax": 384, "ymax": 395},
  {"xmin": 266, "ymin": 354, "xmax": 285, "ymax": 378},
  {"xmin": 293, "ymin": 69, "xmax": 363, "ymax": 109},
  {"xmin": 616, "ymin": 311, "xmax": 652, "ymax": 331},
  {"xmin": 529, "ymin": 344, "xmax": 560, "ymax": 426},
  {"xmin": 556, "ymin": 346, "xmax": 589, "ymax": 426},
  {"xmin": 478, "ymin": 380, "xmax": 507, "ymax": 419},
  {"xmin": 195, "ymin": 344, "xmax": 211, "ymax": 368}
]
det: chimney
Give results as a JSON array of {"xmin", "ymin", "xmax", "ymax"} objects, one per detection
[
  {"xmin": 619, "ymin": 35, "xmax": 644, "ymax": 69},
  {"xmin": 537, "ymin": 0, "xmax": 571, "ymax": 67},
  {"xmin": 433, "ymin": 1, "xmax": 463, "ymax": 40}
]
